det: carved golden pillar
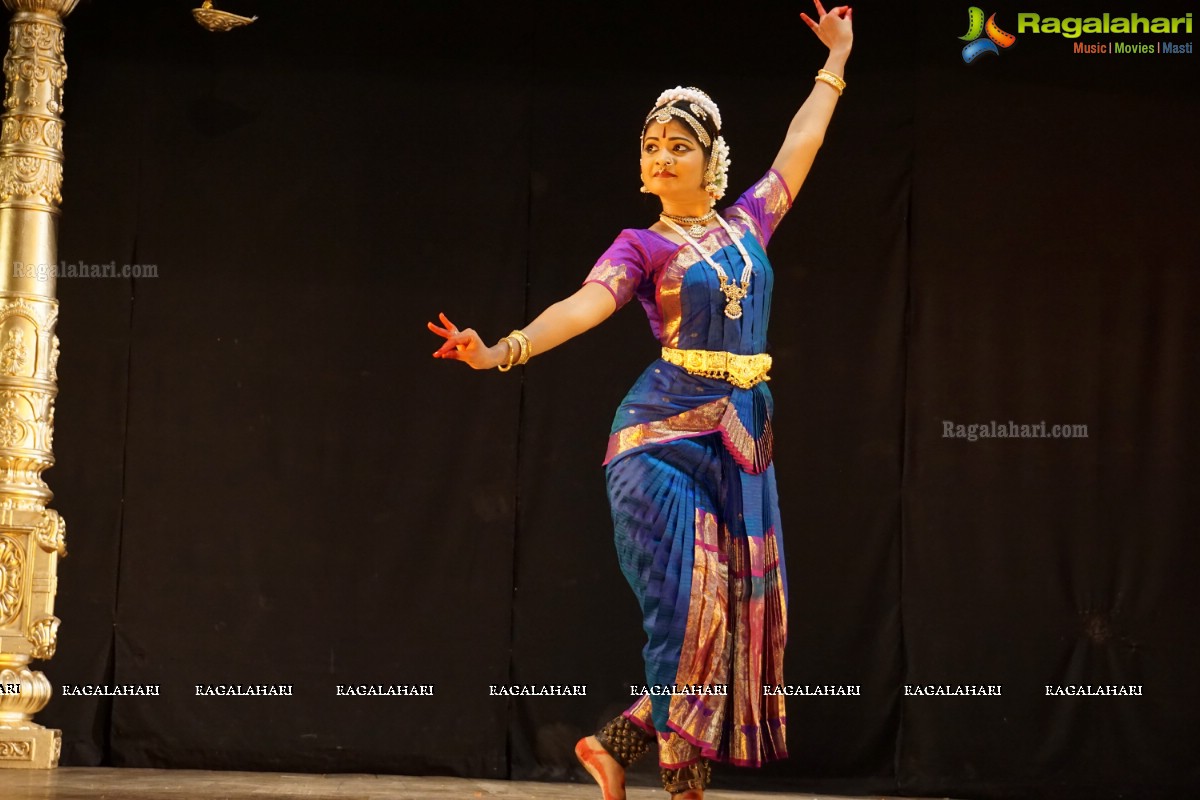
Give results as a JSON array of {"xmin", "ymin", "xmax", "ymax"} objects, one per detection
[{"xmin": 0, "ymin": 0, "xmax": 77, "ymax": 770}]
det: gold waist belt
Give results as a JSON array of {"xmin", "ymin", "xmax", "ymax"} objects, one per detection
[{"xmin": 661, "ymin": 347, "xmax": 772, "ymax": 389}]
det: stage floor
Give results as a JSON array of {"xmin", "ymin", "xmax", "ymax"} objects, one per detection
[{"xmin": 0, "ymin": 767, "xmax": 938, "ymax": 799}]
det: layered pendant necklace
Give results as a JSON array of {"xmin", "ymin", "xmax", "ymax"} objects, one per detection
[
  {"xmin": 660, "ymin": 209, "xmax": 717, "ymax": 238},
  {"xmin": 659, "ymin": 214, "xmax": 755, "ymax": 320}
]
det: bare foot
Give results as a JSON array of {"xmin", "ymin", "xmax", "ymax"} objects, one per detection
[
  {"xmin": 575, "ymin": 735, "xmax": 626, "ymax": 800},
  {"xmin": 671, "ymin": 791, "xmax": 704, "ymax": 799}
]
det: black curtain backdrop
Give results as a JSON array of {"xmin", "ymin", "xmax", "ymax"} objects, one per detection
[{"xmin": 34, "ymin": 1, "xmax": 1199, "ymax": 798}]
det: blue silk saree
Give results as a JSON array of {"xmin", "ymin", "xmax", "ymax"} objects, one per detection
[{"xmin": 583, "ymin": 170, "xmax": 792, "ymax": 769}]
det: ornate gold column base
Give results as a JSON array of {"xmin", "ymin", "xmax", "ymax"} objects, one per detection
[
  {"xmin": 0, "ymin": 505, "xmax": 64, "ymax": 769},
  {"xmin": 0, "ymin": 729, "xmax": 60, "ymax": 769},
  {"xmin": 0, "ymin": 655, "xmax": 60, "ymax": 768}
]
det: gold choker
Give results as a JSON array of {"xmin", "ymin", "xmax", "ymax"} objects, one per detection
[{"xmin": 660, "ymin": 210, "xmax": 716, "ymax": 238}]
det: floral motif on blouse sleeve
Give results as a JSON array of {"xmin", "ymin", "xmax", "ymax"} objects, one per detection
[
  {"xmin": 583, "ymin": 230, "xmax": 649, "ymax": 309},
  {"xmin": 725, "ymin": 169, "xmax": 794, "ymax": 248}
]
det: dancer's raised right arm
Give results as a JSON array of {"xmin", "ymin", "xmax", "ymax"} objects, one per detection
[{"xmin": 428, "ymin": 282, "xmax": 617, "ymax": 370}]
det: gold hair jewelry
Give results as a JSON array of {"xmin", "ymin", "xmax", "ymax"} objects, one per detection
[
  {"xmin": 647, "ymin": 87, "xmax": 723, "ymax": 130},
  {"xmin": 815, "ymin": 69, "xmax": 846, "ymax": 96},
  {"xmin": 646, "ymin": 106, "xmax": 711, "ymax": 147},
  {"xmin": 660, "ymin": 210, "xmax": 717, "ymax": 238},
  {"xmin": 508, "ymin": 329, "xmax": 532, "ymax": 365}
]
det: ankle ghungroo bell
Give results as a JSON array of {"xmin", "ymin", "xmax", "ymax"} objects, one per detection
[
  {"xmin": 595, "ymin": 714, "xmax": 655, "ymax": 768},
  {"xmin": 661, "ymin": 758, "xmax": 712, "ymax": 794}
]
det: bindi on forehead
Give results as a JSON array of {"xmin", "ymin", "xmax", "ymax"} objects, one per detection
[{"xmin": 644, "ymin": 122, "xmax": 697, "ymax": 144}]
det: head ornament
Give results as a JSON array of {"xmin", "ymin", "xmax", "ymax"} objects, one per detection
[{"xmin": 643, "ymin": 86, "xmax": 731, "ymax": 202}]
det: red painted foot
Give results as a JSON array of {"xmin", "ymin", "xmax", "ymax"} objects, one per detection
[{"xmin": 574, "ymin": 736, "xmax": 626, "ymax": 800}]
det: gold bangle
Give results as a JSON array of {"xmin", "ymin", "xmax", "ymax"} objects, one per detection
[
  {"xmin": 496, "ymin": 337, "xmax": 516, "ymax": 372},
  {"xmin": 815, "ymin": 69, "xmax": 846, "ymax": 95},
  {"xmin": 509, "ymin": 329, "xmax": 532, "ymax": 366},
  {"xmin": 818, "ymin": 68, "xmax": 846, "ymax": 88},
  {"xmin": 508, "ymin": 333, "xmax": 524, "ymax": 366}
]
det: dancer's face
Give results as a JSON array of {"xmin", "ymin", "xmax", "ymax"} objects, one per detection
[{"xmin": 641, "ymin": 120, "xmax": 707, "ymax": 198}]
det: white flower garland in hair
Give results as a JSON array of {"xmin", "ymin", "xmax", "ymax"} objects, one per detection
[
  {"xmin": 648, "ymin": 86, "xmax": 722, "ymax": 132},
  {"xmin": 706, "ymin": 136, "xmax": 731, "ymax": 201}
]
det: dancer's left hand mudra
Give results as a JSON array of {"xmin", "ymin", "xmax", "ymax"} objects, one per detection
[{"xmin": 428, "ymin": 312, "xmax": 502, "ymax": 369}]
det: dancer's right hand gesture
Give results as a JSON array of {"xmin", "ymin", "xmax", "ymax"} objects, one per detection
[{"xmin": 428, "ymin": 312, "xmax": 501, "ymax": 370}]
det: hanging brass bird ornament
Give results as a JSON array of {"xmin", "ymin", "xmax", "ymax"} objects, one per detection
[{"xmin": 193, "ymin": 0, "xmax": 258, "ymax": 32}]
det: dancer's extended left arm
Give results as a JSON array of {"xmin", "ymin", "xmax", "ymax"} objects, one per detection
[{"xmin": 428, "ymin": 282, "xmax": 617, "ymax": 370}]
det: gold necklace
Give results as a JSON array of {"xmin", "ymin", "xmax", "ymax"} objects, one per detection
[
  {"xmin": 658, "ymin": 215, "xmax": 755, "ymax": 320},
  {"xmin": 660, "ymin": 209, "xmax": 717, "ymax": 238}
]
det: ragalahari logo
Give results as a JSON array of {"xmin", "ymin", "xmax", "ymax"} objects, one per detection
[{"xmin": 960, "ymin": 7, "xmax": 1017, "ymax": 62}]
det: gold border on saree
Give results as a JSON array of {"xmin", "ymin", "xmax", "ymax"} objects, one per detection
[{"xmin": 661, "ymin": 347, "xmax": 771, "ymax": 390}]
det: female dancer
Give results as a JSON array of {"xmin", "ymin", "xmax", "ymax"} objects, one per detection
[{"xmin": 429, "ymin": 5, "xmax": 853, "ymax": 796}]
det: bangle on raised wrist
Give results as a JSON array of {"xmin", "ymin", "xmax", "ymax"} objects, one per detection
[{"xmin": 815, "ymin": 69, "xmax": 846, "ymax": 96}]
